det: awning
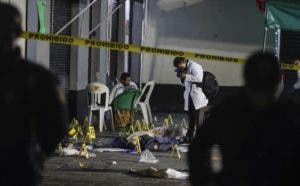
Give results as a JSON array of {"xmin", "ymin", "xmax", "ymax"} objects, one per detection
[{"xmin": 266, "ymin": 0, "xmax": 300, "ymax": 31}]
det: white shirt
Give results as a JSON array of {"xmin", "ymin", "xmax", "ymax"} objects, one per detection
[
  {"xmin": 183, "ymin": 60, "xmax": 208, "ymax": 111},
  {"xmin": 293, "ymin": 71, "xmax": 300, "ymax": 89},
  {"xmin": 109, "ymin": 82, "xmax": 138, "ymax": 104}
]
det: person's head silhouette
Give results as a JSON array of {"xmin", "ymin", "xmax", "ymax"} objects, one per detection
[
  {"xmin": 0, "ymin": 3, "xmax": 21, "ymax": 54},
  {"xmin": 244, "ymin": 51, "xmax": 282, "ymax": 106}
]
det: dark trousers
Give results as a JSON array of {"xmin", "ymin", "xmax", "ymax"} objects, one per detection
[{"xmin": 187, "ymin": 96, "xmax": 200, "ymax": 141}]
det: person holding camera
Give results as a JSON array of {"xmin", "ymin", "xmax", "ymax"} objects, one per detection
[{"xmin": 173, "ymin": 57, "xmax": 208, "ymax": 142}]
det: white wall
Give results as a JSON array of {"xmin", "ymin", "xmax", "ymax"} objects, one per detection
[
  {"xmin": 70, "ymin": 0, "xmax": 90, "ymax": 90},
  {"xmin": 142, "ymin": 0, "xmax": 265, "ymax": 86}
]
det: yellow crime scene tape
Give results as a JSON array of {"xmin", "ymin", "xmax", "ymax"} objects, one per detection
[{"xmin": 20, "ymin": 31, "xmax": 300, "ymax": 71}]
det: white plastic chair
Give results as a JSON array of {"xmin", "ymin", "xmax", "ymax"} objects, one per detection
[
  {"xmin": 88, "ymin": 82, "xmax": 115, "ymax": 132},
  {"xmin": 136, "ymin": 81, "xmax": 155, "ymax": 125}
]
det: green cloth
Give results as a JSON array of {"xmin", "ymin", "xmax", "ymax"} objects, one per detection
[
  {"xmin": 37, "ymin": 0, "xmax": 46, "ymax": 33},
  {"xmin": 112, "ymin": 89, "xmax": 141, "ymax": 110},
  {"xmin": 266, "ymin": 0, "xmax": 300, "ymax": 31}
]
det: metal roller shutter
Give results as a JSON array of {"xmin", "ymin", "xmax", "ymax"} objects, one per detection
[
  {"xmin": 110, "ymin": 0, "xmax": 120, "ymax": 83},
  {"xmin": 280, "ymin": 30, "xmax": 300, "ymax": 63},
  {"xmin": 50, "ymin": 0, "xmax": 71, "ymax": 92}
]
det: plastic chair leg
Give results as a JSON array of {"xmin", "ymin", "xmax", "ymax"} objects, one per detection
[
  {"xmin": 88, "ymin": 109, "xmax": 93, "ymax": 126},
  {"xmin": 99, "ymin": 109, "xmax": 105, "ymax": 132},
  {"xmin": 146, "ymin": 103, "xmax": 153, "ymax": 124},
  {"xmin": 139, "ymin": 103, "xmax": 150, "ymax": 125},
  {"xmin": 110, "ymin": 109, "xmax": 115, "ymax": 132}
]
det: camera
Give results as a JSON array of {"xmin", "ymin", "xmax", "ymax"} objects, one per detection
[{"xmin": 175, "ymin": 68, "xmax": 184, "ymax": 78}]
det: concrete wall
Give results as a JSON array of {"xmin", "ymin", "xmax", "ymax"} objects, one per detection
[
  {"xmin": 130, "ymin": 0, "xmax": 143, "ymax": 85},
  {"xmin": 35, "ymin": 0, "xmax": 51, "ymax": 68},
  {"xmin": 142, "ymin": 0, "xmax": 265, "ymax": 86},
  {"xmin": 99, "ymin": 0, "xmax": 111, "ymax": 84},
  {"xmin": 68, "ymin": 0, "xmax": 90, "ymax": 121},
  {"xmin": 70, "ymin": 0, "xmax": 90, "ymax": 91},
  {"xmin": 90, "ymin": 0, "xmax": 101, "ymax": 83},
  {"xmin": 117, "ymin": 0, "xmax": 130, "ymax": 77},
  {"xmin": 26, "ymin": 0, "xmax": 51, "ymax": 68}
]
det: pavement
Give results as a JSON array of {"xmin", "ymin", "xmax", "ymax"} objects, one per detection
[
  {"xmin": 40, "ymin": 112, "xmax": 190, "ymax": 186},
  {"xmin": 40, "ymin": 149, "xmax": 189, "ymax": 186}
]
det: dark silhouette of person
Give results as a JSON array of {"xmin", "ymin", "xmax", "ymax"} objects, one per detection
[
  {"xmin": 288, "ymin": 56, "xmax": 300, "ymax": 94},
  {"xmin": 189, "ymin": 51, "xmax": 300, "ymax": 186},
  {"xmin": 0, "ymin": 3, "xmax": 68, "ymax": 186}
]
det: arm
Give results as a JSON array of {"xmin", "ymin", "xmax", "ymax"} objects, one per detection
[
  {"xmin": 185, "ymin": 62, "xmax": 203, "ymax": 83},
  {"xmin": 109, "ymin": 84, "xmax": 119, "ymax": 104},
  {"xmin": 131, "ymin": 82, "xmax": 138, "ymax": 90}
]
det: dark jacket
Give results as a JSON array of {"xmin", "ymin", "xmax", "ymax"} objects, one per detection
[
  {"xmin": 0, "ymin": 49, "xmax": 68, "ymax": 186},
  {"xmin": 189, "ymin": 90, "xmax": 300, "ymax": 186}
]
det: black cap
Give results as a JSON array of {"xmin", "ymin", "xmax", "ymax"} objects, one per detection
[{"xmin": 0, "ymin": 3, "xmax": 22, "ymax": 42}]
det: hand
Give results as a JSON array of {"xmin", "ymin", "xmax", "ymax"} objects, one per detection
[{"xmin": 179, "ymin": 72, "xmax": 187, "ymax": 79}]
